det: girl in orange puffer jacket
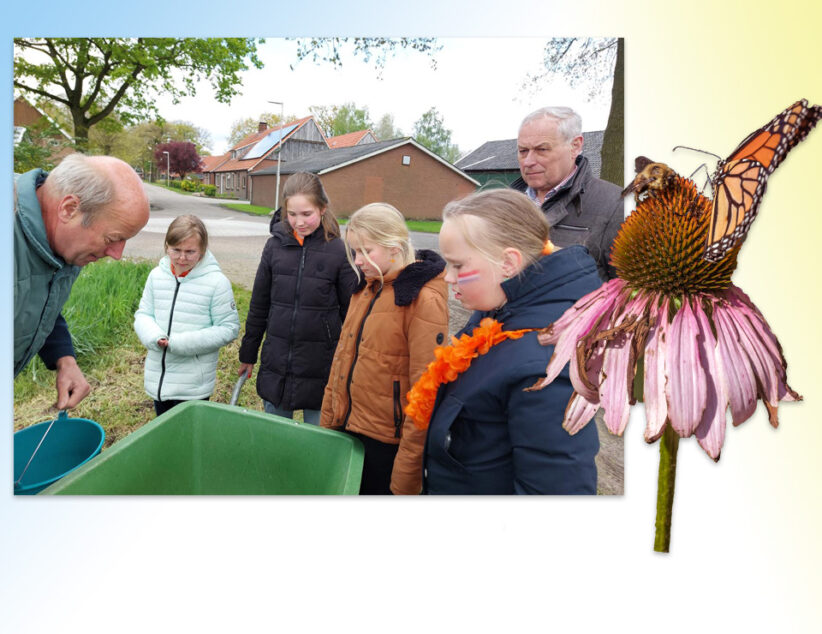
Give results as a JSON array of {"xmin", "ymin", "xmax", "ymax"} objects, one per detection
[{"xmin": 320, "ymin": 203, "xmax": 448, "ymax": 495}]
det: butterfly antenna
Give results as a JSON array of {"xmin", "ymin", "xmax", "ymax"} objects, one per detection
[{"xmin": 672, "ymin": 145, "xmax": 722, "ymax": 162}]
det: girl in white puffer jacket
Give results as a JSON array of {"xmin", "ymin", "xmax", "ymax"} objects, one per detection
[{"xmin": 134, "ymin": 215, "xmax": 239, "ymax": 416}]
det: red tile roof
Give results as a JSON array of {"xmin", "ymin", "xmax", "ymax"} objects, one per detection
[
  {"xmin": 326, "ymin": 129, "xmax": 374, "ymax": 148},
  {"xmin": 211, "ymin": 116, "xmax": 319, "ymax": 173},
  {"xmin": 200, "ymin": 154, "xmax": 230, "ymax": 172}
]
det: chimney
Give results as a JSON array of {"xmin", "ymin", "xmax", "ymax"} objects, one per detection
[{"xmin": 258, "ymin": 121, "xmax": 268, "ymax": 133}]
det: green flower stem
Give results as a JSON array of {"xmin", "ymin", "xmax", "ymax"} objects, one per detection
[{"xmin": 654, "ymin": 425, "xmax": 679, "ymax": 553}]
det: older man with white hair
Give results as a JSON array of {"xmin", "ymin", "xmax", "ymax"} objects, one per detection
[
  {"xmin": 511, "ymin": 106, "xmax": 623, "ymax": 281},
  {"xmin": 14, "ymin": 153, "xmax": 150, "ymax": 409}
]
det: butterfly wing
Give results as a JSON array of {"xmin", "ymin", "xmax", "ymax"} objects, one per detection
[
  {"xmin": 703, "ymin": 99, "xmax": 822, "ymax": 262},
  {"xmin": 704, "ymin": 159, "xmax": 767, "ymax": 262}
]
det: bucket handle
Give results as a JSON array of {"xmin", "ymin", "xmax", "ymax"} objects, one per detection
[
  {"xmin": 229, "ymin": 374, "xmax": 247, "ymax": 407},
  {"xmin": 14, "ymin": 410, "xmax": 67, "ymax": 490}
]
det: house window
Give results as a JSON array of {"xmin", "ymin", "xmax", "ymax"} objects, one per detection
[
  {"xmin": 242, "ymin": 176, "xmax": 246, "ymax": 188},
  {"xmin": 402, "ymin": 155, "xmax": 411, "ymax": 166}
]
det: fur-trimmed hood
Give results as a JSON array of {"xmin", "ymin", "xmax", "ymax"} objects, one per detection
[{"xmin": 355, "ymin": 249, "xmax": 446, "ymax": 306}]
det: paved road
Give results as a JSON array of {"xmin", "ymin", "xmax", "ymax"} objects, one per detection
[
  {"xmin": 124, "ymin": 184, "xmax": 622, "ymax": 494},
  {"xmin": 124, "ymin": 184, "xmax": 471, "ymax": 329}
]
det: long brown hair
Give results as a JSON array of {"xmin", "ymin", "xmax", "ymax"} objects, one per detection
[{"xmin": 282, "ymin": 172, "xmax": 340, "ymax": 241}]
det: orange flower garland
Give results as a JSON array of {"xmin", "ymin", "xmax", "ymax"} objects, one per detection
[{"xmin": 405, "ymin": 318, "xmax": 533, "ymax": 429}]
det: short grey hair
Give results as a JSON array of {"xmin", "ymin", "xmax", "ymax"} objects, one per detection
[
  {"xmin": 48, "ymin": 153, "xmax": 115, "ymax": 227},
  {"xmin": 519, "ymin": 106, "xmax": 582, "ymax": 143}
]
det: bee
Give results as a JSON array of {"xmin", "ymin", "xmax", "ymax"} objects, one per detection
[{"xmin": 621, "ymin": 156, "xmax": 677, "ymax": 200}]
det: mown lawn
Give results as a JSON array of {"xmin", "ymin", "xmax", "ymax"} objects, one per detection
[
  {"xmin": 220, "ymin": 202, "xmax": 273, "ymax": 216},
  {"xmin": 13, "ymin": 259, "xmax": 267, "ymax": 448}
]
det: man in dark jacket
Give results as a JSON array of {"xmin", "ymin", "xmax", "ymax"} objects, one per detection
[
  {"xmin": 511, "ymin": 106, "xmax": 624, "ymax": 281},
  {"xmin": 14, "ymin": 153, "xmax": 150, "ymax": 409}
]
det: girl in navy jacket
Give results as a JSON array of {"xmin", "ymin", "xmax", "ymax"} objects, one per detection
[{"xmin": 421, "ymin": 189, "xmax": 601, "ymax": 494}]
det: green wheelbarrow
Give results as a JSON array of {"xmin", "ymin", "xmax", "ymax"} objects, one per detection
[{"xmin": 41, "ymin": 376, "xmax": 364, "ymax": 495}]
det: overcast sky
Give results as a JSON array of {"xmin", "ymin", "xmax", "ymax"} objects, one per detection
[{"xmin": 153, "ymin": 37, "xmax": 614, "ymax": 156}]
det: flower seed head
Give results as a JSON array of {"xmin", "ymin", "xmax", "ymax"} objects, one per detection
[{"xmin": 611, "ymin": 176, "xmax": 740, "ymax": 294}]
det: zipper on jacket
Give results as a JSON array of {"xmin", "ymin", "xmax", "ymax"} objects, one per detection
[
  {"xmin": 282, "ymin": 244, "xmax": 307, "ymax": 403},
  {"xmin": 393, "ymin": 380, "xmax": 402, "ymax": 438},
  {"xmin": 341, "ymin": 286, "xmax": 382, "ymax": 429},
  {"xmin": 157, "ymin": 277, "xmax": 182, "ymax": 402}
]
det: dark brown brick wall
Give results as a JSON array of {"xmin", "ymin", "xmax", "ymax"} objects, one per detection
[{"xmin": 250, "ymin": 144, "xmax": 476, "ymax": 219}]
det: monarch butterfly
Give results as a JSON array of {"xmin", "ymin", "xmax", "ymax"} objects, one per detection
[{"xmin": 703, "ymin": 99, "xmax": 822, "ymax": 262}]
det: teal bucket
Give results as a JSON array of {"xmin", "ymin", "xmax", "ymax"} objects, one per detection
[{"xmin": 14, "ymin": 411, "xmax": 105, "ymax": 495}]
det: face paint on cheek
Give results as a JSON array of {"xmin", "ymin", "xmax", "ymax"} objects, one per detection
[{"xmin": 457, "ymin": 270, "xmax": 482, "ymax": 284}]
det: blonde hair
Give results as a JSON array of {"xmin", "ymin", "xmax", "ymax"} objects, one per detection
[
  {"xmin": 282, "ymin": 172, "xmax": 340, "ymax": 240},
  {"xmin": 442, "ymin": 189, "xmax": 549, "ymax": 271},
  {"xmin": 345, "ymin": 202, "xmax": 415, "ymax": 286},
  {"xmin": 164, "ymin": 214, "xmax": 208, "ymax": 253}
]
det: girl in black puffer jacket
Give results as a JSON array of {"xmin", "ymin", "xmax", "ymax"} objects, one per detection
[{"xmin": 238, "ymin": 172, "xmax": 358, "ymax": 424}]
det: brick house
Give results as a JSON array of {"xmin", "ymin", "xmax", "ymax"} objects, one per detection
[
  {"xmin": 250, "ymin": 138, "xmax": 478, "ymax": 220},
  {"xmin": 455, "ymin": 130, "xmax": 606, "ymax": 187},
  {"xmin": 200, "ymin": 116, "xmax": 328, "ymax": 200},
  {"xmin": 13, "ymin": 96, "xmax": 74, "ymax": 166}
]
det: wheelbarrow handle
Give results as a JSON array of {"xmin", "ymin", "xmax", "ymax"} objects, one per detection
[{"xmin": 229, "ymin": 374, "xmax": 248, "ymax": 407}]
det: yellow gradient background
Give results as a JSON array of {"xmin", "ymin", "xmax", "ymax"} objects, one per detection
[{"xmin": 3, "ymin": 0, "xmax": 822, "ymax": 631}]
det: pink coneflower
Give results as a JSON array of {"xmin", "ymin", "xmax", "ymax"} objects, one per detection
[{"xmin": 529, "ymin": 176, "xmax": 801, "ymax": 551}]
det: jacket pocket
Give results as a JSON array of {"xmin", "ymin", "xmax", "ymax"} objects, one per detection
[
  {"xmin": 552, "ymin": 223, "xmax": 590, "ymax": 247},
  {"xmin": 322, "ymin": 317, "xmax": 336, "ymax": 349},
  {"xmin": 393, "ymin": 380, "xmax": 403, "ymax": 438},
  {"xmin": 428, "ymin": 394, "xmax": 468, "ymax": 471}
]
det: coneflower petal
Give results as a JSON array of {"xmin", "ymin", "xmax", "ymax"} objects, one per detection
[
  {"xmin": 570, "ymin": 339, "xmax": 603, "ymax": 404},
  {"xmin": 726, "ymin": 286, "xmax": 789, "ymax": 375},
  {"xmin": 598, "ymin": 300, "xmax": 644, "ymax": 436},
  {"xmin": 644, "ymin": 296, "xmax": 670, "ymax": 443},
  {"xmin": 563, "ymin": 392, "xmax": 600, "ymax": 435},
  {"xmin": 666, "ymin": 297, "xmax": 707, "ymax": 436},
  {"xmin": 536, "ymin": 278, "xmax": 627, "ymax": 346},
  {"xmin": 534, "ymin": 280, "xmax": 628, "ymax": 391},
  {"xmin": 731, "ymin": 305, "xmax": 781, "ymax": 407},
  {"xmin": 693, "ymin": 300, "xmax": 727, "ymax": 461},
  {"xmin": 713, "ymin": 302, "xmax": 757, "ymax": 425}
]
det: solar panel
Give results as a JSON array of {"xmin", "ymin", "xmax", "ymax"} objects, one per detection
[{"xmin": 244, "ymin": 124, "xmax": 297, "ymax": 159}]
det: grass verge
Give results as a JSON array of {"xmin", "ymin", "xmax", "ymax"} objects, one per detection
[
  {"xmin": 13, "ymin": 259, "xmax": 266, "ymax": 447},
  {"xmin": 221, "ymin": 202, "xmax": 273, "ymax": 216}
]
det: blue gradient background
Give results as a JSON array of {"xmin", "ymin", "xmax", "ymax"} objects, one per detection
[{"xmin": 3, "ymin": 1, "xmax": 821, "ymax": 631}]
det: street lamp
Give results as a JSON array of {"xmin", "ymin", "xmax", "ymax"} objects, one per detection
[
  {"xmin": 163, "ymin": 151, "xmax": 170, "ymax": 187},
  {"xmin": 268, "ymin": 100, "xmax": 284, "ymax": 210}
]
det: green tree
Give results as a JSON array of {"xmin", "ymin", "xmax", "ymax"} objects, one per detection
[
  {"xmin": 373, "ymin": 113, "xmax": 404, "ymax": 141},
  {"xmin": 522, "ymin": 37, "xmax": 623, "ymax": 187},
  {"xmin": 14, "ymin": 119, "xmax": 69, "ymax": 173},
  {"xmin": 413, "ymin": 107, "xmax": 461, "ymax": 163},
  {"xmin": 289, "ymin": 37, "xmax": 440, "ymax": 79},
  {"xmin": 14, "ymin": 37, "xmax": 263, "ymax": 152},
  {"xmin": 311, "ymin": 102, "xmax": 374, "ymax": 138},
  {"xmin": 227, "ymin": 112, "xmax": 297, "ymax": 147}
]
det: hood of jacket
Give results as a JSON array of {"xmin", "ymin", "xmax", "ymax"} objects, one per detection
[
  {"xmin": 467, "ymin": 244, "xmax": 600, "ymax": 331},
  {"xmin": 355, "ymin": 249, "xmax": 445, "ymax": 305}
]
